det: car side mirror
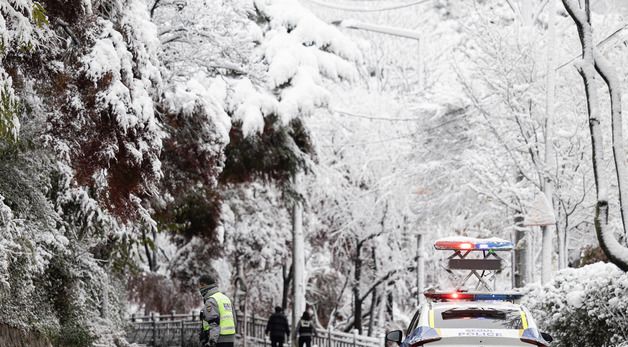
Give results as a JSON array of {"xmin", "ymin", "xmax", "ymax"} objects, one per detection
[
  {"xmin": 541, "ymin": 332, "xmax": 553, "ymax": 343},
  {"xmin": 385, "ymin": 330, "xmax": 403, "ymax": 345}
]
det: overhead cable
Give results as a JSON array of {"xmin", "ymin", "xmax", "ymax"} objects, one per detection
[
  {"xmin": 334, "ymin": 109, "xmax": 423, "ymax": 122},
  {"xmin": 303, "ymin": 0, "xmax": 431, "ymax": 12}
]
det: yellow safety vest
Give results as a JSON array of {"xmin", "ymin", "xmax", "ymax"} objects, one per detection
[{"xmin": 203, "ymin": 292, "xmax": 236, "ymax": 335}]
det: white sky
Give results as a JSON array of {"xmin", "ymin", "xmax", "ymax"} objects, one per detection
[{"xmin": 592, "ymin": 0, "xmax": 628, "ymax": 14}]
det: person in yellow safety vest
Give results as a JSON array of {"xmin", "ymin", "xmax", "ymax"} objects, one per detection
[{"xmin": 198, "ymin": 275, "xmax": 237, "ymax": 347}]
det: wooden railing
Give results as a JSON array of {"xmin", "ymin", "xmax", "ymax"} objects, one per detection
[{"xmin": 126, "ymin": 312, "xmax": 382, "ymax": 347}]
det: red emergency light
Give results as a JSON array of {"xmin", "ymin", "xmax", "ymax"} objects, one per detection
[
  {"xmin": 425, "ymin": 292, "xmax": 474, "ymax": 301},
  {"xmin": 434, "ymin": 241, "xmax": 474, "ymax": 250}
]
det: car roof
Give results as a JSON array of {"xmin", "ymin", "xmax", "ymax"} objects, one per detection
[{"xmin": 430, "ymin": 300, "xmax": 523, "ymax": 311}]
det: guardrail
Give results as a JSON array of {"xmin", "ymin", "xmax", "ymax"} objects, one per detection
[{"xmin": 126, "ymin": 312, "xmax": 382, "ymax": 347}]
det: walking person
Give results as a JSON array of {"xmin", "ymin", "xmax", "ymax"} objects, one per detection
[
  {"xmin": 198, "ymin": 275, "xmax": 237, "ymax": 347},
  {"xmin": 297, "ymin": 311, "xmax": 317, "ymax": 347},
  {"xmin": 266, "ymin": 306, "xmax": 290, "ymax": 347}
]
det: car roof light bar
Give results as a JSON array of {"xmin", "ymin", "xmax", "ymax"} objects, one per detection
[
  {"xmin": 434, "ymin": 238, "xmax": 514, "ymax": 251},
  {"xmin": 424, "ymin": 291, "xmax": 524, "ymax": 302},
  {"xmin": 433, "ymin": 237, "xmax": 514, "ymax": 292}
]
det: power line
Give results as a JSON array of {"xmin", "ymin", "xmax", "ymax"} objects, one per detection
[
  {"xmin": 333, "ymin": 109, "xmax": 469, "ymax": 131},
  {"xmin": 334, "ymin": 109, "xmax": 423, "ymax": 122},
  {"xmin": 303, "ymin": 0, "xmax": 431, "ymax": 13},
  {"xmin": 321, "ymin": 133, "xmax": 417, "ymax": 148},
  {"xmin": 340, "ymin": 0, "xmax": 418, "ymax": 2},
  {"xmin": 556, "ymin": 24, "xmax": 628, "ymax": 71}
]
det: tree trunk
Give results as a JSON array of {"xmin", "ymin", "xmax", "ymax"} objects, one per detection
[
  {"xmin": 141, "ymin": 228, "xmax": 156, "ymax": 272},
  {"xmin": 594, "ymin": 53, "xmax": 628, "ymax": 270},
  {"xmin": 151, "ymin": 228, "xmax": 158, "ymax": 271},
  {"xmin": 376, "ymin": 286, "xmax": 386, "ymax": 332},
  {"xmin": 416, "ymin": 234, "xmax": 425, "ymax": 303},
  {"xmin": 367, "ymin": 247, "xmax": 378, "ymax": 337},
  {"xmin": 557, "ymin": 223, "xmax": 568, "ymax": 269},
  {"xmin": 386, "ymin": 291, "xmax": 393, "ymax": 321},
  {"xmin": 562, "ymin": 0, "xmax": 628, "ymax": 272},
  {"xmin": 367, "ymin": 292, "xmax": 377, "ymax": 337},
  {"xmin": 353, "ymin": 241, "xmax": 362, "ymax": 334}
]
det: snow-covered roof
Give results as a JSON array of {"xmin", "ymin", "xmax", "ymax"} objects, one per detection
[{"xmin": 435, "ymin": 236, "xmax": 510, "ymax": 243}]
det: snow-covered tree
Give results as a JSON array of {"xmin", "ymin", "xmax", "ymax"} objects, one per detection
[
  {"xmin": 561, "ymin": 0, "xmax": 628, "ymax": 271},
  {"xmin": 1, "ymin": 0, "xmax": 168, "ymax": 344},
  {"xmin": 134, "ymin": 0, "xmax": 364, "ymax": 320}
]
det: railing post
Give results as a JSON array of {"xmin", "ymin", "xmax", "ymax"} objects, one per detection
[
  {"xmin": 151, "ymin": 312, "xmax": 156, "ymax": 347},
  {"xmin": 252, "ymin": 311, "xmax": 256, "ymax": 338},
  {"xmin": 171, "ymin": 310, "xmax": 176, "ymax": 321},
  {"xmin": 327, "ymin": 326, "xmax": 332, "ymax": 347},
  {"xmin": 180, "ymin": 320, "xmax": 184, "ymax": 346},
  {"xmin": 352, "ymin": 330, "xmax": 357, "ymax": 347},
  {"xmin": 243, "ymin": 303, "xmax": 248, "ymax": 347}
]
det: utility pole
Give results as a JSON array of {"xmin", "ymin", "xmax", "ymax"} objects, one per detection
[
  {"xmin": 513, "ymin": 213, "xmax": 528, "ymax": 288},
  {"xmin": 546, "ymin": 0, "xmax": 565, "ymax": 271},
  {"xmin": 292, "ymin": 172, "xmax": 305, "ymax": 345},
  {"xmin": 542, "ymin": 0, "xmax": 558, "ymax": 282}
]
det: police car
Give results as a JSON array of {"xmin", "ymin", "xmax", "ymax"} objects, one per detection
[
  {"xmin": 385, "ymin": 292, "xmax": 553, "ymax": 346},
  {"xmin": 384, "ymin": 237, "xmax": 553, "ymax": 346}
]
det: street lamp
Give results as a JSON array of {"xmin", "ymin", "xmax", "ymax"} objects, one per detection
[{"xmin": 331, "ymin": 19, "xmax": 424, "ymax": 89}]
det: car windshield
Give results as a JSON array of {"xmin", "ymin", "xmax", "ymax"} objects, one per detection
[{"xmin": 433, "ymin": 307, "xmax": 523, "ymax": 329}]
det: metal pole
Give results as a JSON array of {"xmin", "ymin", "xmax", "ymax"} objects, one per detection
[{"xmin": 292, "ymin": 172, "xmax": 306, "ymax": 347}]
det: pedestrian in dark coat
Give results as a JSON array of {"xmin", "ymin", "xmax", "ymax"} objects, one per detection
[
  {"xmin": 266, "ymin": 306, "xmax": 290, "ymax": 347},
  {"xmin": 297, "ymin": 311, "xmax": 317, "ymax": 347}
]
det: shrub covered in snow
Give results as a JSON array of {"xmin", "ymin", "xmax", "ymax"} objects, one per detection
[{"xmin": 523, "ymin": 262, "xmax": 628, "ymax": 347}]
